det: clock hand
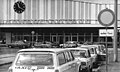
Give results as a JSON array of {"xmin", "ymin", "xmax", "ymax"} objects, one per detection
[{"xmin": 17, "ymin": 3, "xmax": 24, "ymax": 10}]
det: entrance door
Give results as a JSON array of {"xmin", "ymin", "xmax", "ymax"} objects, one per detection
[
  {"xmin": 65, "ymin": 36, "xmax": 71, "ymax": 42},
  {"xmin": 51, "ymin": 35, "xmax": 64, "ymax": 44},
  {"xmin": 52, "ymin": 35, "xmax": 58, "ymax": 43}
]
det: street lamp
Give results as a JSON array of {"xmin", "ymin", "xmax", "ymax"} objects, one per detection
[{"xmin": 31, "ymin": 31, "xmax": 35, "ymax": 47}]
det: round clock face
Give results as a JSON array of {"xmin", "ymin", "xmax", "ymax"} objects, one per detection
[{"xmin": 14, "ymin": 1, "xmax": 26, "ymax": 14}]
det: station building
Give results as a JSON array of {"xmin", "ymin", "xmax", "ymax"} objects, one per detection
[{"xmin": 0, "ymin": 0, "xmax": 120, "ymax": 47}]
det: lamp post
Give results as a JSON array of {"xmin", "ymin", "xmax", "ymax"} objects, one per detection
[
  {"xmin": 31, "ymin": 31, "xmax": 35, "ymax": 47},
  {"xmin": 113, "ymin": 0, "xmax": 118, "ymax": 62}
]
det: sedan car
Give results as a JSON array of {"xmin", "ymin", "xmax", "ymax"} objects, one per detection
[
  {"xmin": 8, "ymin": 48, "xmax": 80, "ymax": 72},
  {"xmin": 67, "ymin": 47, "xmax": 93, "ymax": 72},
  {"xmin": 88, "ymin": 44, "xmax": 106, "ymax": 61},
  {"xmin": 7, "ymin": 41, "xmax": 31, "ymax": 48},
  {"xmin": 60, "ymin": 41, "xmax": 81, "ymax": 48},
  {"xmin": 34, "ymin": 41, "xmax": 59, "ymax": 48},
  {"xmin": 80, "ymin": 45, "xmax": 98, "ymax": 68}
]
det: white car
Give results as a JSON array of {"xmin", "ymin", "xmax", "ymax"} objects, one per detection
[
  {"xmin": 87, "ymin": 44, "xmax": 106, "ymax": 61},
  {"xmin": 8, "ymin": 48, "xmax": 80, "ymax": 72},
  {"xmin": 67, "ymin": 47, "xmax": 93, "ymax": 72},
  {"xmin": 81, "ymin": 45, "xmax": 98, "ymax": 67}
]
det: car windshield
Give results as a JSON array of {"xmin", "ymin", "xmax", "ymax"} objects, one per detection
[
  {"xmin": 71, "ymin": 50, "xmax": 86, "ymax": 58},
  {"xmin": 16, "ymin": 53, "xmax": 53, "ymax": 66}
]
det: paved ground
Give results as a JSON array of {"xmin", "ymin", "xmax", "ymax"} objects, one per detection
[
  {"xmin": 0, "ymin": 47, "xmax": 20, "ymax": 66},
  {"xmin": 0, "ymin": 53, "xmax": 15, "ymax": 66},
  {"xmin": 99, "ymin": 48, "xmax": 120, "ymax": 72}
]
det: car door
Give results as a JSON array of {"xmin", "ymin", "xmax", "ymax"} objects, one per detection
[
  {"xmin": 90, "ymin": 48, "xmax": 96, "ymax": 63},
  {"xmin": 57, "ymin": 52, "xmax": 71, "ymax": 72},
  {"xmin": 64, "ymin": 51, "xmax": 74, "ymax": 72},
  {"xmin": 87, "ymin": 50, "xmax": 93, "ymax": 68},
  {"xmin": 67, "ymin": 51, "xmax": 78, "ymax": 72}
]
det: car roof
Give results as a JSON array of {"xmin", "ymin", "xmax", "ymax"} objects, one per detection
[
  {"xmin": 81, "ymin": 45, "xmax": 97, "ymax": 49},
  {"xmin": 18, "ymin": 48, "xmax": 68, "ymax": 53},
  {"xmin": 66, "ymin": 47, "xmax": 88, "ymax": 51}
]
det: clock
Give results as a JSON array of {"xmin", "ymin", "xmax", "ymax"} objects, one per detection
[{"xmin": 14, "ymin": 1, "xmax": 26, "ymax": 14}]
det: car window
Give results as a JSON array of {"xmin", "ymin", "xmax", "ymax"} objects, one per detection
[
  {"xmin": 71, "ymin": 50, "xmax": 87, "ymax": 58},
  {"xmin": 58, "ymin": 52, "xmax": 66, "ymax": 65},
  {"xmin": 64, "ymin": 51, "xmax": 71, "ymax": 62},
  {"xmin": 94, "ymin": 48, "xmax": 97, "ymax": 54},
  {"xmin": 87, "ymin": 50, "xmax": 91, "ymax": 57},
  {"xmin": 68, "ymin": 51, "xmax": 74, "ymax": 61},
  {"xmin": 89, "ymin": 48, "xmax": 94, "ymax": 54},
  {"xmin": 16, "ymin": 54, "xmax": 53, "ymax": 66},
  {"xmin": 98, "ymin": 46, "xmax": 102, "ymax": 52}
]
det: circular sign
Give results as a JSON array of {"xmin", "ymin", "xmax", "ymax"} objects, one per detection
[{"xmin": 98, "ymin": 8, "xmax": 115, "ymax": 27}]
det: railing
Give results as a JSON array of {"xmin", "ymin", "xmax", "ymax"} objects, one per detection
[{"xmin": 0, "ymin": 19, "xmax": 98, "ymax": 25}]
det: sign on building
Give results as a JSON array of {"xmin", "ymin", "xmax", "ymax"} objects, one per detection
[{"xmin": 99, "ymin": 29, "xmax": 114, "ymax": 37}]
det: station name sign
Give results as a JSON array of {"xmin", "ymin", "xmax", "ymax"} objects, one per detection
[{"xmin": 99, "ymin": 29, "xmax": 114, "ymax": 37}]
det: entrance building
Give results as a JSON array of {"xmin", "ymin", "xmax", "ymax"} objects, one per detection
[{"xmin": 0, "ymin": 0, "xmax": 120, "ymax": 48}]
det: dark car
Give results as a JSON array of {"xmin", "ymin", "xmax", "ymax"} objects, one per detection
[
  {"xmin": 34, "ymin": 41, "xmax": 59, "ymax": 48},
  {"xmin": 60, "ymin": 41, "xmax": 80, "ymax": 48},
  {"xmin": 34, "ymin": 41, "xmax": 52, "ymax": 48},
  {"xmin": 7, "ymin": 41, "xmax": 31, "ymax": 48}
]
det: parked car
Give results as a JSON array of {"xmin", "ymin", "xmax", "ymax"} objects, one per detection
[
  {"xmin": 84, "ymin": 44, "xmax": 106, "ymax": 61},
  {"xmin": 80, "ymin": 45, "xmax": 98, "ymax": 67},
  {"xmin": 8, "ymin": 48, "xmax": 80, "ymax": 72},
  {"xmin": 34, "ymin": 41, "xmax": 59, "ymax": 48},
  {"xmin": 60, "ymin": 41, "xmax": 80, "ymax": 48},
  {"xmin": 67, "ymin": 47, "xmax": 93, "ymax": 72},
  {"xmin": 7, "ymin": 41, "xmax": 31, "ymax": 48}
]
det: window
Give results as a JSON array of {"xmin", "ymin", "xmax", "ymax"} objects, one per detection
[
  {"xmin": 58, "ymin": 53, "xmax": 66, "ymax": 65},
  {"xmin": 89, "ymin": 48, "xmax": 94, "ymax": 54},
  {"xmin": 71, "ymin": 50, "xmax": 87, "ymax": 58},
  {"xmin": 64, "ymin": 51, "xmax": 71, "ymax": 62},
  {"xmin": 16, "ymin": 54, "xmax": 53, "ymax": 66},
  {"xmin": 68, "ymin": 51, "xmax": 74, "ymax": 61},
  {"xmin": 88, "ymin": 50, "xmax": 91, "ymax": 57}
]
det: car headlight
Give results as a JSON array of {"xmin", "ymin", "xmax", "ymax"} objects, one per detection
[{"xmin": 81, "ymin": 62, "xmax": 86, "ymax": 66}]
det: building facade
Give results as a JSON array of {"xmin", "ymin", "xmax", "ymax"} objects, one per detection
[{"xmin": 0, "ymin": 0, "xmax": 120, "ymax": 47}]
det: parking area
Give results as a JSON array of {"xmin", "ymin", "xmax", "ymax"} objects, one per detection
[{"xmin": 1, "ymin": 45, "xmax": 120, "ymax": 72}]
